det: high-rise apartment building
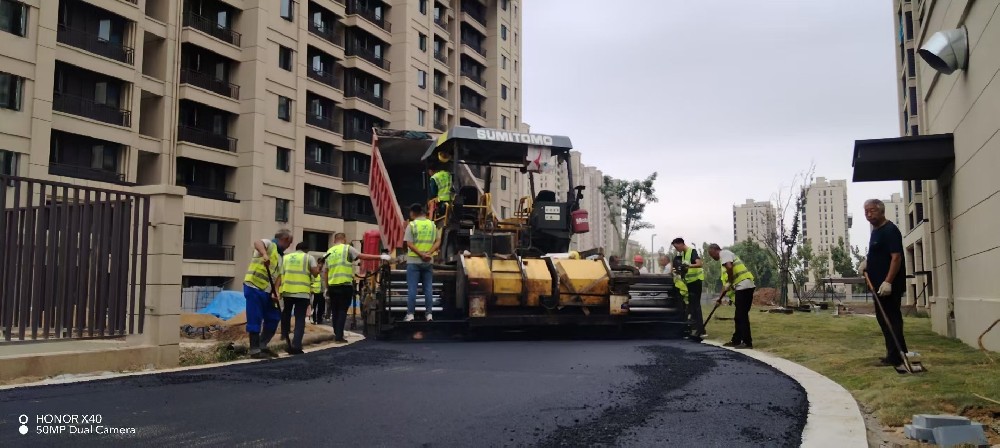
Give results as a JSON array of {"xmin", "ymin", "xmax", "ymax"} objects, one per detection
[
  {"xmin": 732, "ymin": 199, "xmax": 776, "ymax": 247},
  {"xmin": 882, "ymin": 192, "xmax": 905, "ymax": 229},
  {"xmin": 0, "ymin": 0, "xmax": 522, "ymax": 292},
  {"xmin": 801, "ymin": 177, "xmax": 852, "ymax": 258}
]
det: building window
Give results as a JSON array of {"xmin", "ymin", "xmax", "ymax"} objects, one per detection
[
  {"xmin": 0, "ymin": 0, "xmax": 27, "ymax": 37},
  {"xmin": 0, "ymin": 149, "xmax": 17, "ymax": 175},
  {"xmin": 501, "ymin": 25, "xmax": 507, "ymax": 40},
  {"xmin": 419, "ymin": 0, "xmax": 427, "ymax": 14},
  {"xmin": 911, "ymin": 125, "xmax": 919, "ymax": 136},
  {"xmin": 278, "ymin": 96, "xmax": 291, "ymax": 121},
  {"xmin": 417, "ymin": 108, "xmax": 426, "ymax": 126},
  {"xmin": 501, "ymin": 0, "xmax": 508, "ymax": 11},
  {"xmin": 279, "ymin": 45, "xmax": 294, "ymax": 71},
  {"xmin": 502, "ymin": 55, "xmax": 507, "ymax": 69},
  {"xmin": 514, "ymin": 60, "xmax": 518, "ymax": 72},
  {"xmin": 0, "ymin": 71, "xmax": 24, "ymax": 111},
  {"xmin": 419, "ymin": 33, "xmax": 427, "ymax": 52},
  {"xmin": 417, "ymin": 70, "xmax": 427, "ymax": 88},
  {"xmin": 514, "ymin": 87, "xmax": 517, "ymax": 100},
  {"xmin": 280, "ymin": 0, "xmax": 294, "ymax": 21},
  {"xmin": 500, "ymin": 174, "xmax": 507, "ymax": 190},
  {"xmin": 275, "ymin": 198, "xmax": 290, "ymax": 222},
  {"xmin": 501, "ymin": 84, "xmax": 508, "ymax": 100},
  {"xmin": 501, "ymin": 206, "xmax": 507, "ymax": 218},
  {"xmin": 501, "ymin": 115, "xmax": 507, "ymax": 129},
  {"xmin": 276, "ymin": 147, "xmax": 291, "ymax": 172}
]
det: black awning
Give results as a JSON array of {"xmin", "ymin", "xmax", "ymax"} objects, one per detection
[{"xmin": 852, "ymin": 134, "xmax": 954, "ymax": 182}]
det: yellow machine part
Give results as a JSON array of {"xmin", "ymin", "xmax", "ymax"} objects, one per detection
[
  {"xmin": 463, "ymin": 256, "xmax": 553, "ymax": 307},
  {"xmin": 550, "ymin": 259, "xmax": 611, "ymax": 306}
]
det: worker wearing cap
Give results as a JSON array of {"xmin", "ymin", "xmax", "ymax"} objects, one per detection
[
  {"xmin": 404, "ymin": 203, "xmax": 441, "ymax": 322},
  {"xmin": 633, "ymin": 255, "xmax": 649, "ymax": 274},
  {"xmin": 310, "ymin": 271, "xmax": 325, "ymax": 325},
  {"xmin": 243, "ymin": 229, "xmax": 293, "ymax": 359},
  {"xmin": 672, "ymin": 238, "xmax": 706, "ymax": 341},
  {"xmin": 428, "ymin": 165, "xmax": 452, "ymax": 224},
  {"xmin": 707, "ymin": 243, "xmax": 756, "ymax": 349},
  {"xmin": 280, "ymin": 242, "xmax": 324, "ymax": 355},
  {"xmin": 324, "ymin": 233, "xmax": 391, "ymax": 343}
]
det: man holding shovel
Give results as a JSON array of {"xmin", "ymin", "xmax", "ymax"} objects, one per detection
[
  {"xmin": 243, "ymin": 229, "xmax": 293, "ymax": 359},
  {"xmin": 859, "ymin": 199, "xmax": 909, "ymax": 367}
]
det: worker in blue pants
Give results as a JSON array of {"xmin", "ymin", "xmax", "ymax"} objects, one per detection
[{"xmin": 243, "ymin": 229, "xmax": 293, "ymax": 358}]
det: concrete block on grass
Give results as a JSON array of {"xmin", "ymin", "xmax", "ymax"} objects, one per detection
[
  {"xmin": 912, "ymin": 414, "xmax": 970, "ymax": 429},
  {"xmin": 930, "ymin": 424, "xmax": 987, "ymax": 447},
  {"xmin": 904, "ymin": 424, "xmax": 935, "ymax": 442}
]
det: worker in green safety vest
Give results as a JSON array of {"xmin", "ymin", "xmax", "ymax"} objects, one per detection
[
  {"xmin": 323, "ymin": 232, "xmax": 390, "ymax": 343},
  {"xmin": 280, "ymin": 242, "xmax": 324, "ymax": 355},
  {"xmin": 404, "ymin": 202, "xmax": 441, "ymax": 322},
  {"xmin": 707, "ymin": 243, "xmax": 756, "ymax": 349},
  {"xmin": 427, "ymin": 165, "xmax": 452, "ymax": 223},
  {"xmin": 671, "ymin": 238, "xmax": 706, "ymax": 342},
  {"xmin": 243, "ymin": 229, "xmax": 293, "ymax": 359},
  {"xmin": 310, "ymin": 271, "xmax": 324, "ymax": 325}
]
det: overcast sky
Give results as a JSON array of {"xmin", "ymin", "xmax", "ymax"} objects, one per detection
[{"xmin": 521, "ymin": 0, "xmax": 903, "ymax": 253}]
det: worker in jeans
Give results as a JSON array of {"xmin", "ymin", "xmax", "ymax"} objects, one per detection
[
  {"xmin": 404, "ymin": 203, "xmax": 441, "ymax": 322},
  {"xmin": 243, "ymin": 229, "xmax": 293, "ymax": 359},
  {"xmin": 280, "ymin": 242, "xmax": 323, "ymax": 354},
  {"xmin": 707, "ymin": 243, "xmax": 756, "ymax": 349},
  {"xmin": 324, "ymin": 233, "xmax": 390, "ymax": 342}
]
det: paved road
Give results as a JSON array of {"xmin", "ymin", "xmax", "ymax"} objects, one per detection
[{"xmin": 0, "ymin": 338, "xmax": 807, "ymax": 447}]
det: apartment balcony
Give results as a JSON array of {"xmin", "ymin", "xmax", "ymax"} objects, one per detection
[
  {"xmin": 183, "ymin": 12, "xmax": 241, "ymax": 47},
  {"xmin": 434, "ymin": 16, "xmax": 449, "ymax": 33},
  {"xmin": 344, "ymin": 126, "xmax": 373, "ymax": 143},
  {"xmin": 345, "ymin": 0, "xmax": 391, "ymax": 32},
  {"xmin": 306, "ymin": 159, "xmax": 340, "ymax": 177},
  {"xmin": 346, "ymin": 85, "xmax": 389, "ymax": 110},
  {"xmin": 343, "ymin": 211, "xmax": 376, "ymax": 224},
  {"xmin": 434, "ymin": 84, "xmax": 448, "ymax": 98},
  {"xmin": 346, "ymin": 44, "xmax": 390, "ymax": 71},
  {"xmin": 53, "ymin": 93, "xmax": 131, "ymax": 127},
  {"xmin": 460, "ymin": 101, "xmax": 484, "ymax": 117},
  {"xmin": 57, "ymin": 26, "xmax": 135, "ymax": 64},
  {"xmin": 307, "ymin": 114, "xmax": 342, "ymax": 134},
  {"xmin": 305, "ymin": 204, "xmax": 341, "ymax": 218},
  {"xmin": 183, "ymin": 184, "xmax": 237, "ymax": 202},
  {"xmin": 307, "ymin": 68, "xmax": 341, "ymax": 90},
  {"xmin": 309, "ymin": 22, "xmax": 343, "ymax": 47},
  {"xmin": 461, "ymin": 1, "xmax": 486, "ymax": 26},
  {"xmin": 183, "ymin": 243, "xmax": 235, "ymax": 261},
  {"xmin": 461, "ymin": 37, "xmax": 486, "ymax": 57},
  {"xmin": 343, "ymin": 169, "xmax": 369, "ymax": 184},
  {"xmin": 49, "ymin": 162, "xmax": 125, "ymax": 183},
  {"xmin": 177, "ymin": 125, "xmax": 237, "ymax": 152},
  {"xmin": 433, "ymin": 120, "xmax": 447, "ymax": 131},
  {"xmin": 434, "ymin": 49, "xmax": 449, "ymax": 64},
  {"xmin": 460, "ymin": 69, "xmax": 485, "ymax": 87},
  {"xmin": 180, "ymin": 68, "xmax": 239, "ymax": 99}
]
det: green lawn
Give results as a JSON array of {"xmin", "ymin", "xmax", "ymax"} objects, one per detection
[{"xmin": 703, "ymin": 304, "xmax": 1000, "ymax": 428}]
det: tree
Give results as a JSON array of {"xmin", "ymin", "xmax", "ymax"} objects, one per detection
[
  {"xmin": 702, "ymin": 242, "xmax": 722, "ymax": 294},
  {"xmin": 601, "ymin": 173, "xmax": 658, "ymax": 257},
  {"xmin": 810, "ymin": 250, "xmax": 830, "ymax": 291},
  {"xmin": 830, "ymin": 237, "xmax": 856, "ymax": 279},
  {"xmin": 731, "ymin": 240, "xmax": 779, "ymax": 289},
  {"xmin": 790, "ymin": 239, "xmax": 814, "ymax": 296},
  {"xmin": 751, "ymin": 164, "xmax": 816, "ymax": 307}
]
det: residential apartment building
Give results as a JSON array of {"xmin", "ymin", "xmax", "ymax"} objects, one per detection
[
  {"xmin": 732, "ymin": 199, "xmax": 776, "ymax": 247},
  {"xmin": 801, "ymin": 177, "xmax": 852, "ymax": 256},
  {"xmin": 852, "ymin": 0, "xmax": 1000, "ymax": 350},
  {"xmin": 570, "ymin": 163, "xmax": 619, "ymax": 256},
  {"xmin": 0, "ymin": 0, "xmax": 523, "ymax": 293},
  {"xmin": 882, "ymin": 192, "xmax": 905, "ymax": 229}
]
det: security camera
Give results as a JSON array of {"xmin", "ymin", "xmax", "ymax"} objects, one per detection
[{"xmin": 918, "ymin": 27, "xmax": 969, "ymax": 75}]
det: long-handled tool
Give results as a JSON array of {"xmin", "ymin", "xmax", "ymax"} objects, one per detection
[
  {"xmin": 864, "ymin": 273, "xmax": 925, "ymax": 374},
  {"xmin": 265, "ymin": 263, "xmax": 282, "ymax": 313},
  {"xmin": 703, "ymin": 290, "xmax": 728, "ymax": 327}
]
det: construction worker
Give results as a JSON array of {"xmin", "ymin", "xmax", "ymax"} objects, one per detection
[
  {"xmin": 608, "ymin": 255, "xmax": 620, "ymax": 269},
  {"xmin": 707, "ymin": 243, "xmax": 755, "ymax": 349},
  {"xmin": 310, "ymin": 271, "xmax": 325, "ymax": 325},
  {"xmin": 427, "ymin": 165, "xmax": 452, "ymax": 223},
  {"xmin": 672, "ymin": 238, "xmax": 706, "ymax": 341},
  {"xmin": 324, "ymin": 233, "xmax": 390, "ymax": 343},
  {"xmin": 859, "ymin": 198, "xmax": 909, "ymax": 366},
  {"xmin": 244, "ymin": 229, "xmax": 293, "ymax": 359},
  {"xmin": 657, "ymin": 254, "xmax": 671, "ymax": 273},
  {"xmin": 280, "ymin": 242, "xmax": 324, "ymax": 355},
  {"xmin": 404, "ymin": 202, "xmax": 441, "ymax": 321},
  {"xmin": 633, "ymin": 255, "xmax": 648, "ymax": 274}
]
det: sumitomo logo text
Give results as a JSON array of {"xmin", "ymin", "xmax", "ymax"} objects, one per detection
[{"xmin": 476, "ymin": 129, "xmax": 554, "ymax": 146}]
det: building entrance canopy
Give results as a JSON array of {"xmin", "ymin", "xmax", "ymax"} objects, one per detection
[{"xmin": 852, "ymin": 134, "xmax": 955, "ymax": 182}]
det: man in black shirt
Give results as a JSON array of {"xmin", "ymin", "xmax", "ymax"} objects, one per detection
[{"xmin": 859, "ymin": 198, "xmax": 908, "ymax": 366}]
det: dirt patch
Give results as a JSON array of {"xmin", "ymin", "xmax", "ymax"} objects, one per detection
[{"xmin": 753, "ymin": 287, "xmax": 778, "ymax": 306}]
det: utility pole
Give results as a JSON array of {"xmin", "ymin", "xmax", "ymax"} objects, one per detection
[{"xmin": 650, "ymin": 233, "xmax": 657, "ymax": 271}]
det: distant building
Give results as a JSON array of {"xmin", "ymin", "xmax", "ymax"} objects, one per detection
[
  {"xmin": 882, "ymin": 192, "xmax": 905, "ymax": 228},
  {"xmin": 801, "ymin": 177, "xmax": 852, "ymax": 255},
  {"xmin": 733, "ymin": 199, "xmax": 777, "ymax": 247}
]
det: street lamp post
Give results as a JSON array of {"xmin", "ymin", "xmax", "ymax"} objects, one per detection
[{"xmin": 650, "ymin": 234, "xmax": 657, "ymax": 271}]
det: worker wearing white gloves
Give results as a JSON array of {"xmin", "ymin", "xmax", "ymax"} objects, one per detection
[
  {"xmin": 861, "ymin": 199, "xmax": 908, "ymax": 366},
  {"xmin": 324, "ymin": 232, "xmax": 391, "ymax": 342}
]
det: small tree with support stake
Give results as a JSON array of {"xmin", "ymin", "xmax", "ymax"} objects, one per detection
[{"xmin": 600, "ymin": 173, "xmax": 658, "ymax": 258}]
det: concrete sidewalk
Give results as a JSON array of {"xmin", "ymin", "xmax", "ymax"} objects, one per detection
[{"xmin": 706, "ymin": 341, "xmax": 868, "ymax": 448}]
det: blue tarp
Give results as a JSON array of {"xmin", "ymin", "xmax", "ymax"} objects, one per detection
[{"xmin": 197, "ymin": 291, "xmax": 247, "ymax": 321}]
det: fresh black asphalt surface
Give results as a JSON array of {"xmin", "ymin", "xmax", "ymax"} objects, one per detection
[{"xmin": 0, "ymin": 337, "xmax": 807, "ymax": 447}]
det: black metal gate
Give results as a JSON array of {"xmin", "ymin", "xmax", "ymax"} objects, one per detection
[{"xmin": 0, "ymin": 175, "xmax": 150, "ymax": 341}]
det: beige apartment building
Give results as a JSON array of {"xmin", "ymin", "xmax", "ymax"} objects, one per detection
[
  {"xmin": 732, "ymin": 198, "xmax": 776, "ymax": 247},
  {"xmin": 853, "ymin": 0, "xmax": 1000, "ymax": 350},
  {"xmin": 801, "ymin": 177, "xmax": 852, "ymax": 255},
  {"xmin": 0, "ymin": 0, "xmax": 523, "ymax": 296},
  {"xmin": 882, "ymin": 192, "xmax": 905, "ymax": 229}
]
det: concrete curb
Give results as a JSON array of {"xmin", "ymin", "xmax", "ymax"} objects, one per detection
[
  {"xmin": 0, "ymin": 331, "xmax": 365, "ymax": 391},
  {"xmin": 704, "ymin": 341, "xmax": 868, "ymax": 448}
]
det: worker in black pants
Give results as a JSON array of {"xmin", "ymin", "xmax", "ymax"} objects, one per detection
[
  {"xmin": 860, "ymin": 198, "xmax": 908, "ymax": 366},
  {"xmin": 708, "ymin": 243, "xmax": 756, "ymax": 349},
  {"xmin": 310, "ymin": 273, "xmax": 325, "ymax": 325},
  {"xmin": 324, "ymin": 233, "xmax": 389, "ymax": 342}
]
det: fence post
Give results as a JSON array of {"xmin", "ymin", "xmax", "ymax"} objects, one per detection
[{"xmin": 133, "ymin": 185, "xmax": 185, "ymax": 366}]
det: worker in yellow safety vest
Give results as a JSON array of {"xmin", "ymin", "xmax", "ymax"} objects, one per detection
[
  {"xmin": 310, "ymin": 271, "xmax": 324, "ymax": 325},
  {"xmin": 403, "ymin": 202, "xmax": 441, "ymax": 322},
  {"xmin": 427, "ymin": 166, "xmax": 452, "ymax": 223},
  {"xmin": 671, "ymin": 238, "xmax": 706, "ymax": 342},
  {"xmin": 279, "ymin": 242, "xmax": 325, "ymax": 355},
  {"xmin": 323, "ymin": 232, "xmax": 390, "ymax": 343},
  {"xmin": 707, "ymin": 243, "xmax": 756, "ymax": 349},
  {"xmin": 243, "ymin": 229, "xmax": 293, "ymax": 359}
]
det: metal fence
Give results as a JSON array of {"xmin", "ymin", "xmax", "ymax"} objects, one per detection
[{"xmin": 0, "ymin": 175, "xmax": 150, "ymax": 341}]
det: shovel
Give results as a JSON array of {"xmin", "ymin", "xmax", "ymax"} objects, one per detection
[
  {"xmin": 864, "ymin": 273, "xmax": 925, "ymax": 374},
  {"xmin": 703, "ymin": 290, "xmax": 728, "ymax": 327}
]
